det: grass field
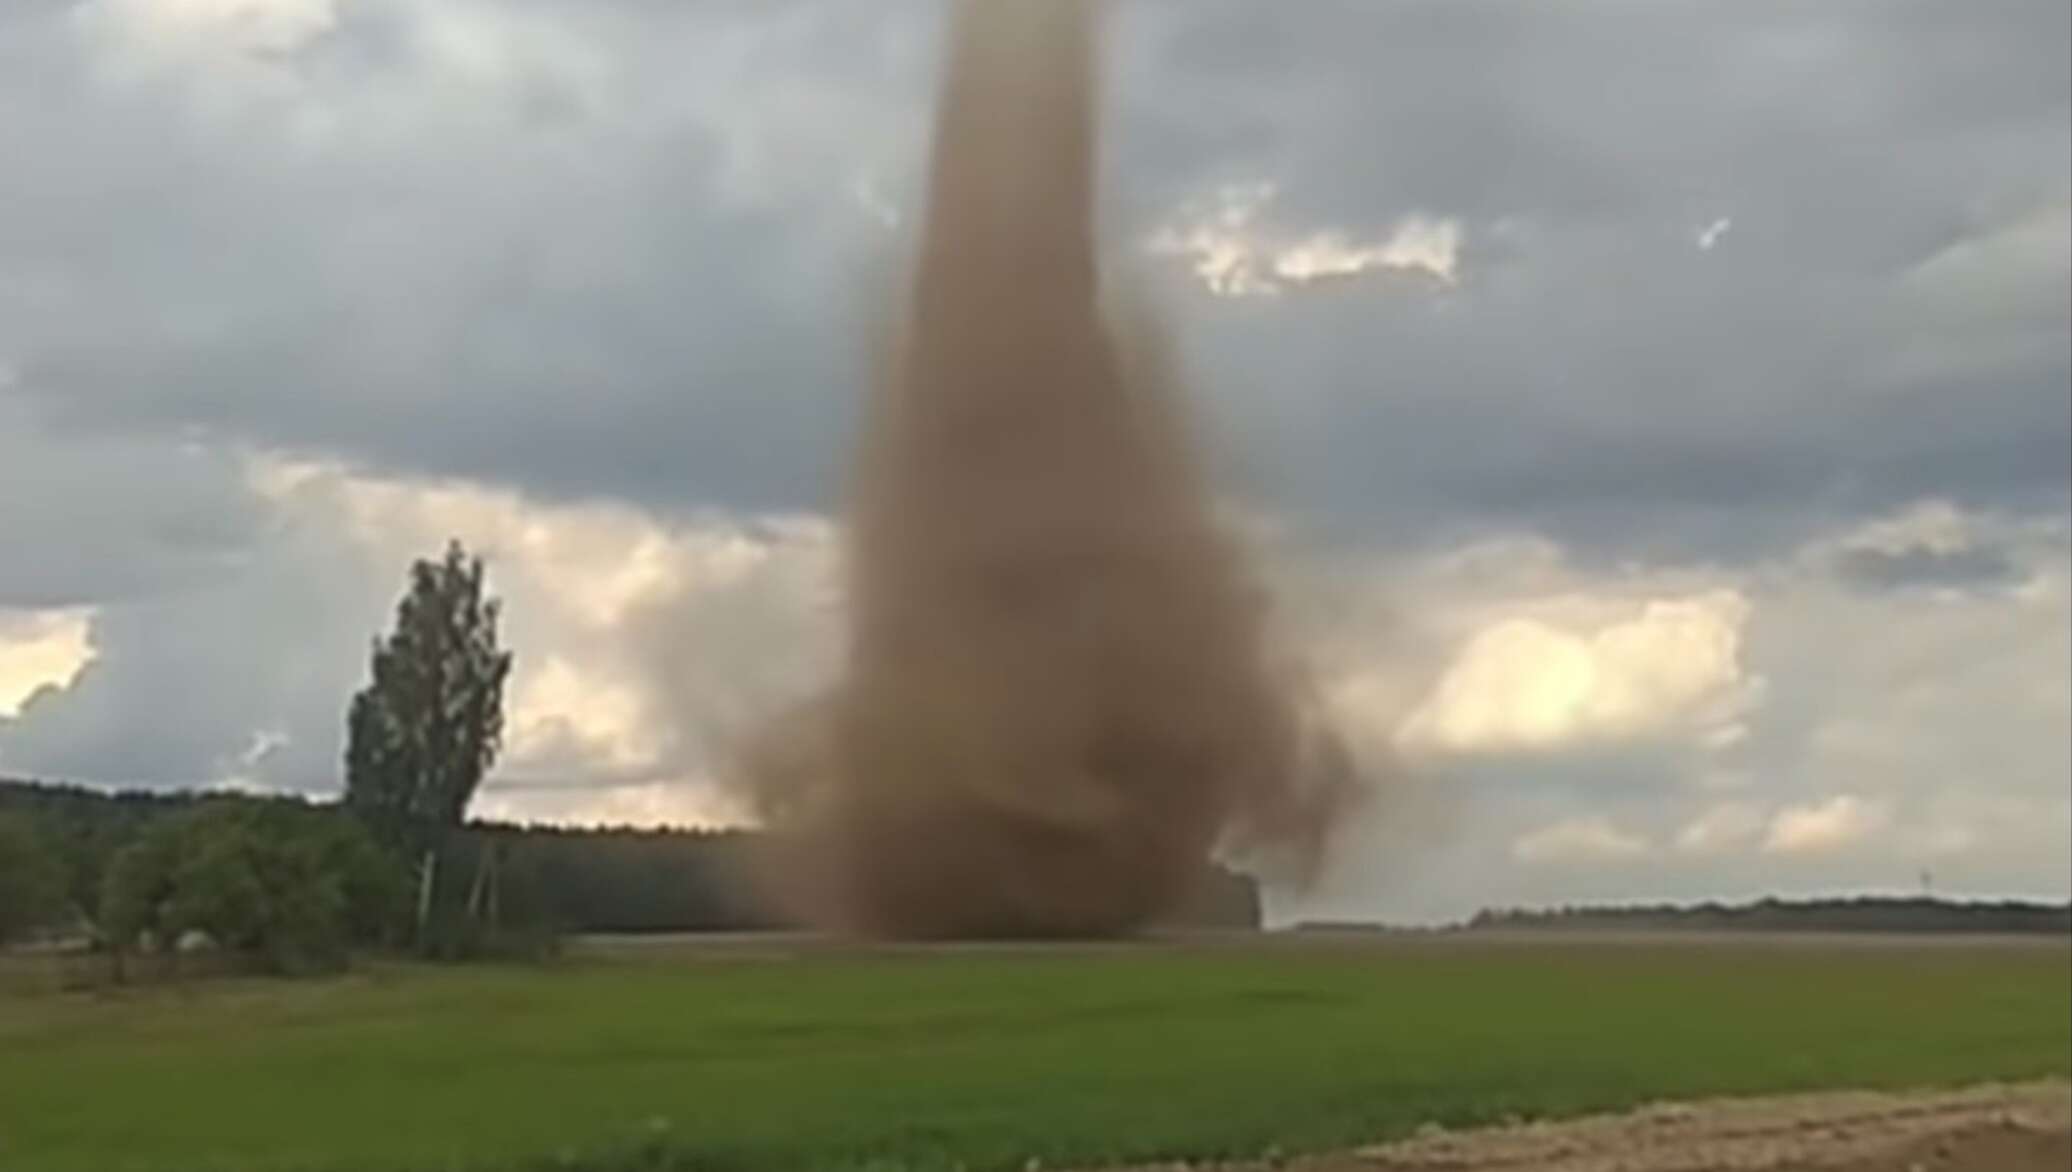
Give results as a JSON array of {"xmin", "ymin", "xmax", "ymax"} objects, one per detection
[{"xmin": 1, "ymin": 934, "xmax": 2066, "ymax": 1172}]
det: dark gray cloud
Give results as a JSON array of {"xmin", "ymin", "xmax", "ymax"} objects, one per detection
[
  {"xmin": 0, "ymin": 507, "xmax": 388, "ymax": 793},
  {"xmin": 0, "ymin": 401, "xmax": 264, "ymax": 607},
  {"xmin": 3, "ymin": 0, "xmax": 2063, "ymax": 567},
  {"xmin": 3, "ymin": 0, "xmax": 936, "ymax": 529},
  {"xmin": 1835, "ymin": 546, "xmax": 2022, "ymax": 592},
  {"xmin": 1114, "ymin": 0, "xmax": 2070, "ymax": 555}
]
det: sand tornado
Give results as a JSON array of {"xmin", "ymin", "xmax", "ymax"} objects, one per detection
[{"xmin": 747, "ymin": 0, "xmax": 1350, "ymax": 938}]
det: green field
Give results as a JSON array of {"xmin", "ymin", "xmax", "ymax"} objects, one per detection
[{"xmin": 1, "ymin": 935, "xmax": 2066, "ymax": 1172}]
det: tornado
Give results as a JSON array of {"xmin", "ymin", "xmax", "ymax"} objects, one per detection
[{"xmin": 747, "ymin": 0, "xmax": 1349, "ymax": 938}]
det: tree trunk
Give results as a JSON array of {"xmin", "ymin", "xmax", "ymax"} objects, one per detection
[
  {"xmin": 465, "ymin": 844, "xmax": 490, "ymax": 924},
  {"xmin": 487, "ymin": 846, "xmax": 501, "ymax": 934},
  {"xmin": 415, "ymin": 848, "xmax": 437, "ymax": 947}
]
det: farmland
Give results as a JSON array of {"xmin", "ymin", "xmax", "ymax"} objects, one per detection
[{"xmin": 1, "ymin": 934, "xmax": 2066, "ymax": 1172}]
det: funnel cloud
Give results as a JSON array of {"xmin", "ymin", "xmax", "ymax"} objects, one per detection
[{"xmin": 742, "ymin": 0, "xmax": 1354, "ymax": 938}]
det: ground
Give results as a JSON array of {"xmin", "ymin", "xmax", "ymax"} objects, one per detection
[
  {"xmin": 1129, "ymin": 1080, "xmax": 2071, "ymax": 1171},
  {"xmin": 0, "ymin": 933, "xmax": 2065, "ymax": 1171}
]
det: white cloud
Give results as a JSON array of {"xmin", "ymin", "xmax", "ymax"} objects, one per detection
[
  {"xmin": 1512, "ymin": 816, "xmax": 1652, "ymax": 865},
  {"xmin": 1147, "ymin": 185, "xmax": 1462, "ymax": 297},
  {"xmin": 471, "ymin": 778, "xmax": 754, "ymax": 831},
  {"xmin": 1768, "ymin": 507, "xmax": 2068, "ymax": 808},
  {"xmin": 1274, "ymin": 216, "xmax": 1463, "ymax": 286},
  {"xmin": 0, "ymin": 608, "xmax": 97, "ymax": 719},
  {"xmin": 1763, "ymin": 795, "xmax": 1892, "ymax": 855},
  {"xmin": 1267, "ymin": 511, "xmax": 2067, "ymax": 920},
  {"xmin": 236, "ymin": 728, "xmax": 289, "ymax": 767},
  {"xmin": 1904, "ymin": 792, "xmax": 2072, "ymax": 868},
  {"xmin": 77, "ymin": 0, "xmax": 340, "ymax": 63},
  {"xmin": 1879, "ymin": 202, "xmax": 2072, "ymax": 385},
  {"xmin": 1834, "ymin": 499, "xmax": 1975, "ymax": 558},
  {"xmin": 248, "ymin": 455, "xmax": 832, "ymax": 630},
  {"xmin": 1144, "ymin": 183, "xmax": 1282, "ymax": 298},
  {"xmin": 1901, "ymin": 203, "xmax": 2071, "ymax": 316},
  {"xmin": 244, "ymin": 454, "xmax": 840, "ymax": 824},
  {"xmin": 71, "ymin": 0, "xmax": 342, "ymax": 113},
  {"xmin": 507, "ymin": 656, "xmax": 662, "ymax": 775},
  {"xmin": 1398, "ymin": 590, "xmax": 1755, "ymax": 755},
  {"xmin": 1675, "ymin": 801, "xmax": 1766, "ymax": 855},
  {"xmin": 850, "ymin": 174, "xmax": 903, "ymax": 230},
  {"xmin": 1697, "ymin": 217, "xmax": 1733, "ymax": 251},
  {"xmin": 211, "ymin": 727, "xmax": 291, "ymax": 790}
]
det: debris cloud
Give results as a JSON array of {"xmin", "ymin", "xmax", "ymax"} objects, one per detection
[{"xmin": 745, "ymin": 0, "xmax": 1352, "ymax": 938}]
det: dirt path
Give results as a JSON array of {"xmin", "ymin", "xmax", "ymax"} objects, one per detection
[{"xmin": 1116, "ymin": 1081, "xmax": 2070, "ymax": 1172}]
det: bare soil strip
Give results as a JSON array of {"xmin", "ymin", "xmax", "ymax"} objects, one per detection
[{"xmin": 1117, "ymin": 1081, "xmax": 2071, "ymax": 1172}]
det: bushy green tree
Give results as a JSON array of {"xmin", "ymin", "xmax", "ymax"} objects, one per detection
[
  {"xmin": 0, "ymin": 781, "xmax": 183, "ymax": 920},
  {"xmin": 0, "ymin": 813, "xmax": 68, "ymax": 946},
  {"xmin": 344, "ymin": 541, "xmax": 512, "ymax": 945},
  {"xmin": 311, "ymin": 811, "xmax": 413, "ymax": 948},
  {"xmin": 99, "ymin": 823, "xmax": 179, "ymax": 976},
  {"xmin": 166, "ymin": 822, "xmax": 284, "ymax": 953},
  {"xmin": 99, "ymin": 804, "xmax": 407, "ymax": 977}
]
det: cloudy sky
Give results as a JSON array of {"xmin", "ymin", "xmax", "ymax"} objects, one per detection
[{"xmin": 2, "ymin": 0, "xmax": 2066, "ymax": 924}]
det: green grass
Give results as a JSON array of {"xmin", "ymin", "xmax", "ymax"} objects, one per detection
[{"xmin": 0, "ymin": 935, "xmax": 2065, "ymax": 1172}]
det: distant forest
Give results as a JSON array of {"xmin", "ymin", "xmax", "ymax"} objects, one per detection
[
  {"xmin": 1461, "ymin": 898, "xmax": 2071, "ymax": 936},
  {"xmin": 21, "ymin": 779, "xmax": 2058, "ymax": 941},
  {"xmin": 0, "ymin": 778, "xmax": 1261, "ymax": 938}
]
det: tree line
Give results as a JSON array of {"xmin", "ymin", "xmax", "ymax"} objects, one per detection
[
  {"xmin": 0, "ymin": 780, "xmax": 783, "ymax": 964},
  {"xmin": 0, "ymin": 540, "xmax": 1258, "ymax": 976},
  {"xmin": 1, "ymin": 780, "xmax": 1262, "ymax": 966},
  {"xmin": 1465, "ymin": 897, "xmax": 2071, "ymax": 935}
]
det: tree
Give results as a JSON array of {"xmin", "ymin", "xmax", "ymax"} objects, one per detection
[
  {"xmin": 0, "ymin": 813, "xmax": 68, "ymax": 946},
  {"xmin": 164, "ymin": 808, "xmax": 345, "ymax": 973},
  {"xmin": 99, "ymin": 818, "xmax": 179, "ymax": 980},
  {"xmin": 99, "ymin": 803, "xmax": 406, "ymax": 978},
  {"xmin": 343, "ymin": 541, "xmax": 512, "ymax": 945},
  {"xmin": 308, "ymin": 810, "xmax": 413, "ymax": 949}
]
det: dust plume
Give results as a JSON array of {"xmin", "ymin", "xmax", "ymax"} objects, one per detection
[{"xmin": 743, "ymin": 0, "xmax": 1356, "ymax": 938}]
